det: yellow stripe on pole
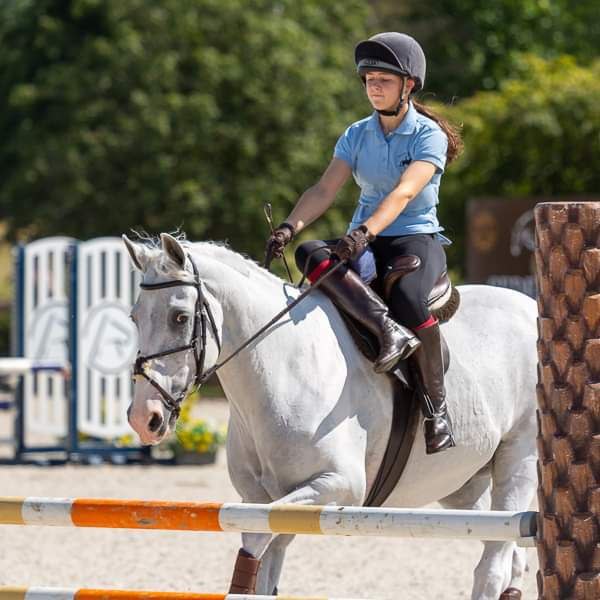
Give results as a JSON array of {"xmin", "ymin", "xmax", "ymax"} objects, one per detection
[
  {"xmin": 268, "ymin": 505, "xmax": 322, "ymax": 534},
  {"xmin": 0, "ymin": 498, "xmax": 25, "ymax": 525},
  {"xmin": 0, "ymin": 587, "xmax": 26, "ymax": 600}
]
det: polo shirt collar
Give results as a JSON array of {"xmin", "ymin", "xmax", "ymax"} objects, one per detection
[
  {"xmin": 366, "ymin": 101, "xmax": 418, "ymax": 137},
  {"xmin": 366, "ymin": 113, "xmax": 380, "ymax": 132},
  {"xmin": 395, "ymin": 101, "xmax": 417, "ymax": 135}
]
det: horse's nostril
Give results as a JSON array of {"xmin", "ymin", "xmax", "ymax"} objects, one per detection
[
  {"xmin": 148, "ymin": 412, "xmax": 163, "ymax": 433},
  {"xmin": 127, "ymin": 404, "xmax": 132, "ymax": 420}
]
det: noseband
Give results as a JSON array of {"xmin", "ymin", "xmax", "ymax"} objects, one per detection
[{"xmin": 133, "ymin": 257, "xmax": 221, "ymax": 418}]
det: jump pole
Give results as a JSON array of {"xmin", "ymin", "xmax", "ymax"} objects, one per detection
[
  {"xmin": 0, "ymin": 359, "xmax": 68, "ymax": 377},
  {"xmin": 0, "ymin": 589, "xmax": 368, "ymax": 600},
  {"xmin": 0, "ymin": 497, "xmax": 536, "ymax": 545},
  {"xmin": 534, "ymin": 202, "xmax": 600, "ymax": 598}
]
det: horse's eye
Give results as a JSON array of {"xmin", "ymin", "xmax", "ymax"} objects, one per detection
[{"xmin": 175, "ymin": 312, "xmax": 189, "ymax": 325}]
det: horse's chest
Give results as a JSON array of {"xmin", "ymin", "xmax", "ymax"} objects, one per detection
[{"xmin": 250, "ymin": 418, "xmax": 365, "ymax": 496}]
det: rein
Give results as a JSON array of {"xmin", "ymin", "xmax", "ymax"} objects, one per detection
[{"xmin": 133, "ymin": 251, "xmax": 345, "ymax": 416}]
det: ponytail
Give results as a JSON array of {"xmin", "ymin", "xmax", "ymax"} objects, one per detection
[{"xmin": 412, "ymin": 99, "xmax": 463, "ymax": 164}]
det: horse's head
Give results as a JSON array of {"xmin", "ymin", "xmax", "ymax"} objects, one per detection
[{"xmin": 123, "ymin": 233, "xmax": 222, "ymax": 445}]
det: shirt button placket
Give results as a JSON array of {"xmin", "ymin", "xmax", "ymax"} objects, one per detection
[{"xmin": 385, "ymin": 140, "xmax": 391, "ymax": 179}]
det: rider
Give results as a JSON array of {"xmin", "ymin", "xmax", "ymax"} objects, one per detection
[{"xmin": 266, "ymin": 32, "xmax": 463, "ymax": 455}]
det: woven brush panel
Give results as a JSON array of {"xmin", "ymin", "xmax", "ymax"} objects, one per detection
[{"xmin": 534, "ymin": 202, "xmax": 600, "ymax": 599}]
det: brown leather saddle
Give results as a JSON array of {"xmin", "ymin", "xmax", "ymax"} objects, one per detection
[{"xmin": 338, "ymin": 269, "xmax": 457, "ymax": 507}]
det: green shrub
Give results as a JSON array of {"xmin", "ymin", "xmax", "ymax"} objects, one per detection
[
  {"xmin": 432, "ymin": 55, "xmax": 600, "ymax": 273},
  {"xmin": 0, "ymin": 0, "xmax": 368, "ymax": 260}
]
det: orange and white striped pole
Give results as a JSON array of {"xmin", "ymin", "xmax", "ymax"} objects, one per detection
[
  {"xmin": 0, "ymin": 589, "xmax": 368, "ymax": 600},
  {"xmin": 0, "ymin": 497, "xmax": 536, "ymax": 544}
]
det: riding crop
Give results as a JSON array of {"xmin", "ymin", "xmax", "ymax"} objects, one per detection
[{"xmin": 263, "ymin": 202, "xmax": 294, "ymax": 283}]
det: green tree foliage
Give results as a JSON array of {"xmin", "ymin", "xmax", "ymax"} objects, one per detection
[
  {"xmin": 370, "ymin": 0, "xmax": 600, "ymax": 100},
  {"xmin": 435, "ymin": 55, "xmax": 600, "ymax": 271},
  {"xmin": 0, "ymin": 0, "xmax": 369, "ymax": 258}
]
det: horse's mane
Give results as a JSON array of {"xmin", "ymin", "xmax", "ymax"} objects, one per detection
[
  {"xmin": 191, "ymin": 241, "xmax": 290, "ymax": 288},
  {"xmin": 129, "ymin": 230, "xmax": 289, "ymax": 288}
]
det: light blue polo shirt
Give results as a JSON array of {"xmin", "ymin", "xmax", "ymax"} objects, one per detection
[{"xmin": 334, "ymin": 101, "xmax": 449, "ymax": 239}]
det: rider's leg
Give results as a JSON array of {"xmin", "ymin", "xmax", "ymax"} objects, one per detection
[
  {"xmin": 295, "ymin": 240, "xmax": 420, "ymax": 373},
  {"xmin": 377, "ymin": 234, "xmax": 455, "ymax": 453}
]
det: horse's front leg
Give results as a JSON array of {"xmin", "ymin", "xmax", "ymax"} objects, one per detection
[
  {"xmin": 227, "ymin": 475, "xmax": 284, "ymax": 596},
  {"xmin": 239, "ymin": 532, "xmax": 295, "ymax": 596},
  {"xmin": 272, "ymin": 470, "xmax": 366, "ymax": 506},
  {"xmin": 231, "ymin": 469, "xmax": 365, "ymax": 595}
]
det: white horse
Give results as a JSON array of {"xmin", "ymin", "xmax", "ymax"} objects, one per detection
[{"xmin": 124, "ymin": 233, "xmax": 538, "ymax": 600}]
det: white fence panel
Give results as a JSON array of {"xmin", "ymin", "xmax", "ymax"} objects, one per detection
[
  {"xmin": 22, "ymin": 237, "xmax": 75, "ymax": 436},
  {"xmin": 75, "ymin": 238, "xmax": 139, "ymax": 439}
]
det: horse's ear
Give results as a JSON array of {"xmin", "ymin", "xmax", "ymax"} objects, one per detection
[
  {"xmin": 122, "ymin": 235, "xmax": 149, "ymax": 271},
  {"xmin": 160, "ymin": 233, "xmax": 186, "ymax": 269}
]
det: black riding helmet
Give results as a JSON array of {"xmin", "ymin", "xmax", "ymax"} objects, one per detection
[{"xmin": 355, "ymin": 32, "xmax": 426, "ymax": 116}]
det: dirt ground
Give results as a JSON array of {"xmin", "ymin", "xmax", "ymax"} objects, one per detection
[{"xmin": 0, "ymin": 398, "xmax": 539, "ymax": 599}]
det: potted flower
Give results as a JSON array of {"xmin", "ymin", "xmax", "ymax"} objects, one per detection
[{"xmin": 167, "ymin": 393, "xmax": 227, "ymax": 465}]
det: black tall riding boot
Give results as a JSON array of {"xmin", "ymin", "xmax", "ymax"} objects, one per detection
[
  {"xmin": 412, "ymin": 322, "xmax": 456, "ymax": 454},
  {"xmin": 319, "ymin": 266, "xmax": 420, "ymax": 373}
]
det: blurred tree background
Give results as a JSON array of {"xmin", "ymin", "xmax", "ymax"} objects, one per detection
[
  {"xmin": 0, "ymin": 0, "xmax": 368, "ymax": 253},
  {"xmin": 434, "ymin": 54, "xmax": 600, "ymax": 268},
  {"xmin": 1, "ymin": 0, "xmax": 599, "ymax": 353},
  {"xmin": 370, "ymin": 0, "xmax": 600, "ymax": 100}
]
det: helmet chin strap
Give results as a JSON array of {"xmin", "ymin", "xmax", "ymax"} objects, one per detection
[{"xmin": 376, "ymin": 76, "xmax": 408, "ymax": 117}]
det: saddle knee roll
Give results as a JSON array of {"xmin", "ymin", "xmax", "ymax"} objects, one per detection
[{"xmin": 382, "ymin": 255, "xmax": 421, "ymax": 303}]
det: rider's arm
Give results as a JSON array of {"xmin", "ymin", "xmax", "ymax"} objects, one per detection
[
  {"xmin": 284, "ymin": 158, "xmax": 351, "ymax": 234},
  {"xmin": 363, "ymin": 160, "xmax": 436, "ymax": 236}
]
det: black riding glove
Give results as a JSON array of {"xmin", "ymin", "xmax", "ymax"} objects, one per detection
[
  {"xmin": 333, "ymin": 225, "xmax": 375, "ymax": 261},
  {"xmin": 266, "ymin": 222, "xmax": 296, "ymax": 259}
]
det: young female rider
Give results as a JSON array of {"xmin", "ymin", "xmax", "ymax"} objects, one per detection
[{"xmin": 266, "ymin": 32, "xmax": 462, "ymax": 455}]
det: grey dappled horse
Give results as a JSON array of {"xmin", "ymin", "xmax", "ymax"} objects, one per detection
[{"xmin": 124, "ymin": 233, "xmax": 538, "ymax": 600}]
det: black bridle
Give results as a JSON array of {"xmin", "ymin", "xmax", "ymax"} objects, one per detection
[{"xmin": 132, "ymin": 258, "xmax": 221, "ymax": 418}]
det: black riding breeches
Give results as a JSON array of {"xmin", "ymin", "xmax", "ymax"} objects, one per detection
[{"xmin": 295, "ymin": 234, "xmax": 447, "ymax": 330}]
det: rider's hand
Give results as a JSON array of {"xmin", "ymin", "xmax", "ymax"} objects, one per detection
[
  {"xmin": 333, "ymin": 225, "xmax": 375, "ymax": 261},
  {"xmin": 266, "ymin": 222, "xmax": 296, "ymax": 259}
]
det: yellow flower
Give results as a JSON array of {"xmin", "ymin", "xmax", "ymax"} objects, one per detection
[{"xmin": 169, "ymin": 401, "xmax": 226, "ymax": 456}]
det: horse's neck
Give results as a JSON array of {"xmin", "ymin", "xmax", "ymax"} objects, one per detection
[
  {"xmin": 192, "ymin": 244, "xmax": 292, "ymax": 330},
  {"xmin": 190, "ymin": 246, "xmax": 304, "ymax": 421},
  {"xmin": 191, "ymin": 245, "xmax": 302, "ymax": 368}
]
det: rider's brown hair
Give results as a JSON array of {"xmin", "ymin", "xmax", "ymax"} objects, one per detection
[{"xmin": 412, "ymin": 99, "xmax": 463, "ymax": 164}]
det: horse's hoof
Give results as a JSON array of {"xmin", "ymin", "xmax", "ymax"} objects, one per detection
[{"xmin": 499, "ymin": 588, "xmax": 521, "ymax": 599}]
